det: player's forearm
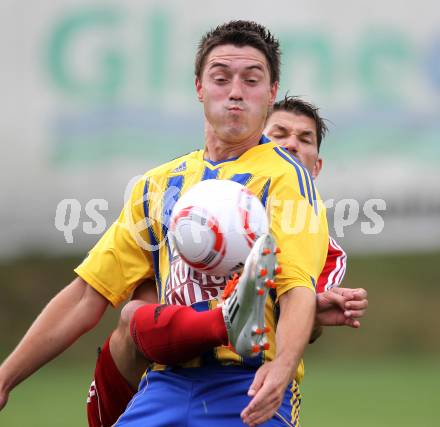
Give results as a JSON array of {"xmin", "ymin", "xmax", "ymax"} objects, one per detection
[
  {"xmin": 0, "ymin": 277, "xmax": 108, "ymax": 395},
  {"xmin": 275, "ymin": 287, "xmax": 316, "ymax": 374}
]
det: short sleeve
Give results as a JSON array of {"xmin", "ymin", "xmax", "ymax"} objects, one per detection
[
  {"xmin": 268, "ymin": 174, "xmax": 328, "ymax": 300},
  {"xmin": 75, "ymin": 177, "xmax": 155, "ymax": 306}
]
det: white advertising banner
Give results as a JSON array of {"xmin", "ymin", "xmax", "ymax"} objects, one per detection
[{"xmin": 0, "ymin": 0, "xmax": 439, "ymax": 256}]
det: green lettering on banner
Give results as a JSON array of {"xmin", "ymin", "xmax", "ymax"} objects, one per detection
[
  {"xmin": 145, "ymin": 9, "xmax": 170, "ymax": 96},
  {"xmin": 357, "ymin": 30, "xmax": 413, "ymax": 105},
  {"xmin": 279, "ymin": 32, "xmax": 333, "ymax": 95},
  {"xmin": 47, "ymin": 8, "xmax": 124, "ymax": 100},
  {"xmin": 51, "ymin": 132, "xmax": 196, "ymax": 167}
]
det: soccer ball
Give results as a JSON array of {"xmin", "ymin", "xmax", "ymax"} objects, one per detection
[{"xmin": 170, "ymin": 179, "xmax": 268, "ymax": 276}]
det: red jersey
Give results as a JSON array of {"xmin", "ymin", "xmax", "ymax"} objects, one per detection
[{"xmin": 316, "ymin": 237, "xmax": 347, "ymax": 293}]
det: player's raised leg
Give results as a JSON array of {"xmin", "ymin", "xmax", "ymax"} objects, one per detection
[
  {"xmin": 130, "ymin": 234, "xmax": 279, "ymax": 364},
  {"xmin": 87, "ymin": 237, "xmax": 278, "ymax": 427},
  {"xmin": 114, "ymin": 235, "xmax": 279, "ymax": 426}
]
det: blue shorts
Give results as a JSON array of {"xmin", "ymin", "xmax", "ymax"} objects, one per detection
[{"xmin": 114, "ymin": 365, "xmax": 300, "ymax": 427}]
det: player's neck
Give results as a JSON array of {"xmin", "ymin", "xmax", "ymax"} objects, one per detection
[{"xmin": 203, "ymin": 122, "xmax": 263, "ymax": 162}]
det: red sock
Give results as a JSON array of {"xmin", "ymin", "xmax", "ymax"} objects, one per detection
[
  {"xmin": 87, "ymin": 335, "xmax": 136, "ymax": 427},
  {"xmin": 130, "ymin": 305, "xmax": 228, "ymax": 365}
]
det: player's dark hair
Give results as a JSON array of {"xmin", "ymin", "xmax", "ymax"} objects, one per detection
[
  {"xmin": 195, "ymin": 20, "xmax": 280, "ymax": 84},
  {"xmin": 271, "ymin": 95, "xmax": 328, "ymax": 151}
]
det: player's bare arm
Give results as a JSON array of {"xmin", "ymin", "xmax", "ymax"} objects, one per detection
[
  {"xmin": 0, "ymin": 277, "xmax": 108, "ymax": 410},
  {"xmin": 241, "ymin": 286, "xmax": 316, "ymax": 426}
]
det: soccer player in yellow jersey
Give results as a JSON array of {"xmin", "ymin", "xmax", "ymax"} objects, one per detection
[
  {"xmin": 1, "ymin": 21, "xmax": 331, "ymax": 426},
  {"xmin": 96, "ymin": 22, "xmax": 326, "ymax": 426},
  {"xmin": 84, "ymin": 97, "xmax": 367, "ymax": 427}
]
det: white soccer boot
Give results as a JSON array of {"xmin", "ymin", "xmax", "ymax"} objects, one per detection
[{"xmin": 221, "ymin": 233, "xmax": 281, "ymax": 357}]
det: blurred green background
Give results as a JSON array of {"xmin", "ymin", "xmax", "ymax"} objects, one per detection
[{"xmin": 1, "ymin": 251, "xmax": 438, "ymax": 426}]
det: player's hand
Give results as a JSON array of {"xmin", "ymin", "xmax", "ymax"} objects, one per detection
[
  {"xmin": 241, "ymin": 360, "xmax": 292, "ymax": 426},
  {"xmin": 316, "ymin": 287, "xmax": 368, "ymax": 328}
]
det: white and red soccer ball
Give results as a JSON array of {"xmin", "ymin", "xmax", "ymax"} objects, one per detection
[{"xmin": 170, "ymin": 179, "xmax": 268, "ymax": 276}]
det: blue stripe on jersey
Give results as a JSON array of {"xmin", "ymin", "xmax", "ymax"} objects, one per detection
[
  {"xmin": 162, "ymin": 175, "xmax": 185, "ymax": 263},
  {"xmin": 260, "ymin": 134, "xmax": 271, "ymax": 144},
  {"xmin": 273, "ymin": 147, "xmax": 306, "ymax": 198},
  {"xmin": 260, "ymin": 178, "xmax": 271, "ymax": 207},
  {"xmin": 204, "ymin": 136, "xmax": 268, "ymax": 167},
  {"xmin": 310, "ymin": 276, "xmax": 316, "ymax": 289},
  {"xmin": 229, "ymin": 173, "xmax": 253, "ymax": 186},
  {"xmin": 162, "ymin": 175, "xmax": 184, "ymax": 230},
  {"xmin": 280, "ymin": 147, "xmax": 313, "ymax": 207},
  {"xmin": 201, "ymin": 167, "xmax": 220, "ymax": 181},
  {"xmin": 310, "ymin": 179, "xmax": 318, "ymax": 215},
  {"xmin": 302, "ymin": 171, "xmax": 313, "ymax": 209},
  {"xmin": 280, "ymin": 147, "xmax": 319, "ymax": 215},
  {"xmin": 143, "ymin": 179, "xmax": 162, "ymax": 299},
  {"xmin": 204, "ymin": 157, "xmax": 238, "ymax": 166},
  {"xmin": 300, "ymin": 165, "xmax": 317, "ymax": 214}
]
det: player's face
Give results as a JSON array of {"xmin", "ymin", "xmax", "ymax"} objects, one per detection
[
  {"xmin": 196, "ymin": 44, "xmax": 278, "ymax": 143},
  {"xmin": 265, "ymin": 110, "xmax": 323, "ymax": 179}
]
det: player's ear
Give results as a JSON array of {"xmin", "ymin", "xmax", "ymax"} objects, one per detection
[
  {"xmin": 268, "ymin": 81, "xmax": 278, "ymax": 107},
  {"xmin": 195, "ymin": 78, "xmax": 204, "ymax": 102},
  {"xmin": 312, "ymin": 157, "xmax": 323, "ymax": 179}
]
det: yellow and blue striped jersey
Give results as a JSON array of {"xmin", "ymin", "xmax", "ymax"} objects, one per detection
[{"xmin": 75, "ymin": 137, "xmax": 328, "ymax": 379}]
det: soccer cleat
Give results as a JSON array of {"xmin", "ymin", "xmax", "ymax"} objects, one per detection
[
  {"xmin": 222, "ymin": 273, "xmax": 240, "ymax": 300},
  {"xmin": 222, "ymin": 233, "xmax": 277, "ymax": 357},
  {"xmin": 264, "ymin": 278, "xmax": 276, "ymax": 288}
]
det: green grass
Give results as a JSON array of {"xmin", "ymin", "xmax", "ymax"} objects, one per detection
[
  {"xmin": 0, "ymin": 361, "xmax": 91, "ymax": 426},
  {"xmin": 1, "ymin": 253, "xmax": 439, "ymax": 425},
  {"xmin": 1, "ymin": 357, "xmax": 438, "ymax": 426},
  {"xmin": 301, "ymin": 357, "xmax": 439, "ymax": 427}
]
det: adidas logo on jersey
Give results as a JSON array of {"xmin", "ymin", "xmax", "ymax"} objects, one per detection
[{"xmin": 172, "ymin": 162, "xmax": 187, "ymax": 173}]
